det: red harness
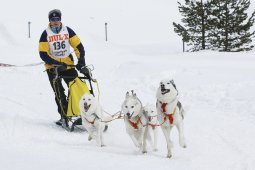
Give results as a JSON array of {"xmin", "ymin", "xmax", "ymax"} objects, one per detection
[
  {"xmin": 85, "ymin": 116, "xmax": 97, "ymax": 125},
  {"xmin": 160, "ymin": 102, "xmax": 176, "ymax": 124},
  {"xmin": 148, "ymin": 123, "xmax": 156, "ymax": 129},
  {"xmin": 128, "ymin": 116, "xmax": 141, "ymax": 129}
]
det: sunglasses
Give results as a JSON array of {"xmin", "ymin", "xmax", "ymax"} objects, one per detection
[{"xmin": 50, "ymin": 17, "xmax": 60, "ymax": 22}]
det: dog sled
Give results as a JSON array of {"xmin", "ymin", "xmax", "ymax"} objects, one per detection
[{"xmin": 52, "ymin": 65, "xmax": 108, "ymax": 132}]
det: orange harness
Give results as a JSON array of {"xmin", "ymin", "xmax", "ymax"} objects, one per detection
[
  {"xmin": 161, "ymin": 102, "xmax": 176, "ymax": 124},
  {"xmin": 128, "ymin": 116, "xmax": 141, "ymax": 129}
]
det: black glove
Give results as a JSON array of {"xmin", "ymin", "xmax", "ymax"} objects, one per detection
[
  {"xmin": 56, "ymin": 63, "xmax": 67, "ymax": 73},
  {"xmin": 80, "ymin": 66, "xmax": 90, "ymax": 77},
  {"xmin": 76, "ymin": 59, "xmax": 85, "ymax": 71}
]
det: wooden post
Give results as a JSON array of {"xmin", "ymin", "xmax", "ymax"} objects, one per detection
[
  {"xmin": 28, "ymin": 21, "xmax": 31, "ymax": 38},
  {"xmin": 105, "ymin": 22, "xmax": 108, "ymax": 41},
  {"xmin": 183, "ymin": 39, "xmax": 185, "ymax": 52}
]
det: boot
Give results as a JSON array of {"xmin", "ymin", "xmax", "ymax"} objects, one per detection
[{"xmin": 55, "ymin": 118, "xmax": 64, "ymax": 126}]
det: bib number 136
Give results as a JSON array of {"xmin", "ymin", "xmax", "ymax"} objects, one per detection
[{"xmin": 53, "ymin": 41, "xmax": 66, "ymax": 50}]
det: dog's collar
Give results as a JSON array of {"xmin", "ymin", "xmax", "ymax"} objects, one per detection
[
  {"xmin": 160, "ymin": 101, "xmax": 177, "ymax": 114},
  {"xmin": 161, "ymin": 102, "xmax": 167, "ymax": 113}
]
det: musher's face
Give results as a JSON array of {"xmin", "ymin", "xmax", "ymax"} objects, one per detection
[{"xmin": 50, "ymin": 17, "xmax": 61, "ymax": 27}]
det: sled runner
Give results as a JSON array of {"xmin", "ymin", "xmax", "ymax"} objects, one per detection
[{"xmin": 52, "ymin": 65, "xmax": 108, "ymax": 132}]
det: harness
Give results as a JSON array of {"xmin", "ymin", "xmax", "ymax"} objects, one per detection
[
  {"xmin": 148, "ymin": 122, "xmax": 157, "ymax": 129},
  {"xmin": 128, "ymin": 116, "xmax": 141, "ymax": 129},
  {"xmin": 84, "ymin": 114, "xmax": 98, "ymax": 125},
  {"xmin": 146, "ymin": 115, "xmax": 158, "ymax": 129},
  {"xmin": 160, "ymin": 102, "xmax": 176, "ymax": 125}
]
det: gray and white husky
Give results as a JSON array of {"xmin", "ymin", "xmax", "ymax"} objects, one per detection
[
  {"xmin": 121, "ymin": 90, "xmax": 148, "ymax": 153},
  {"xmin": 156, "ymin": 79, "xmax": 187, "ymax": 158}
]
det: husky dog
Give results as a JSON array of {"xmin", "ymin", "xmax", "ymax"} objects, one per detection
[
  {"xmin": 121, "ymin": 90, "xmax": 148, "ymax": 153},
  {"xmin": 143, "ymin": 104, "xmax": 158, "ymax": 151},
  {"xmin": 156, "ymin": 79, "xmax": 186, "ymax": 158},
  {"xmin": 80, "ymin": 93, "xmax": 105, "ymax": 147}
]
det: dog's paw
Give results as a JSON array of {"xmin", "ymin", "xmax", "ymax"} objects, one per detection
[
  {"xmin": 166, "ymin": 154, "xmax": 172, "ymax": 159},
  {"xmin": 181, "ymin": 144, "xmax": 187, "ymax": 148},
  {"xmin": 179, "ymin": 141, "xmax": 187, "ymax": 148},
  {"xmin": 88, "ymin": 135, "xmax": 92, "ymax": 141}
]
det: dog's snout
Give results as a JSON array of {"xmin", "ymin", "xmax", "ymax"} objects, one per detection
[
  {"xmin": 84, "ymin": 102, "xmax": 88, "ymax": 107},
  {"xmin": 161, "ymin": 84, "xmax": 165, "ymax": 89},
  {"xmin": 148, "ymin": 116, "xmax": 152, "ymax": 122},
  {"xmin": 126, "ymin": 113, "xmax": 130, "ymax": 117}
]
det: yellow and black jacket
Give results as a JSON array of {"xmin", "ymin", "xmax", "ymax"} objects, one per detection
[{"xmin": 39, "ymin": 24, "xmax": 85, "ymax": 70}]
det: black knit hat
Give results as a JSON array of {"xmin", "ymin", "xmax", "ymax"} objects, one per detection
[{"xmin": 48, "ymin": 9, "xmax": 62, "ymax": 21}]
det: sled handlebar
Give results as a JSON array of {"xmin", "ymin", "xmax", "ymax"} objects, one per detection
[
  {"xmin": 66, "ymin": 64, "xmax": 94, "ymax": 71},
  {"xmin": 52, "ymin": 64, "xmax": 97, "ymax": 82}
]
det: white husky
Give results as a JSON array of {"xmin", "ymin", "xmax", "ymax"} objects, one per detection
[
  {"xmin": 156, "ymin": 79, "xmax": 186, "ymax": 158},
  {"xmin": 143, "ymin": 104, "xmax": 158, "ymax": 151},
  {"xmin": 121, "ymin": 90, "xmax": 148, "ymax": 153},
  {"xmin": 79, "ymin": 93, "xmax": 105, "ymax": 147}
]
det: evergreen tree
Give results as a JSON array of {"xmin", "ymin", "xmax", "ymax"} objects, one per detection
[
  {"xmin": 173, "ymin": 0, "xmax": 210, "ymax": 51},
  {"xmin": 209, "ymin": 0, "xmax": 255, "ymax": 51},
  {"xmin": 173, "ymin": 0, "xmax": 255, "ymax": 52}
]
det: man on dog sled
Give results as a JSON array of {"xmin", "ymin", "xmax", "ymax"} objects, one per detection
[{"xmin": 39, "ymin": 9, "xmax": 89, "ymax": 127}]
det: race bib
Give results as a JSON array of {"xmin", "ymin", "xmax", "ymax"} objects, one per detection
[{"xmin": 46, "ymin": 26, "xmax": 70, "ymax": 58}]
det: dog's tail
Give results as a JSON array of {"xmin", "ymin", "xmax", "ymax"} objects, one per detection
[
  {"xmin": 181, "ymin": 105, "xmax": 190, "ymax": 119},
  {"xmin": 178, "ymin": 101, "xmax": 190, "ymax": 119}
]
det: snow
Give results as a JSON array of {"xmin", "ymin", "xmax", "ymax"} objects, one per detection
[{"xmin": 1, "ymin": 0, "xmax": 255, "ymax": 169}]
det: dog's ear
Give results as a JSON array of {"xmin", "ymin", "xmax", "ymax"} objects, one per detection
[
  {"xmin": 142, "ymin": 108, "xmax": 148, "ymax": 118},
  {"xmin": 142, "ymin": 109, "xmax": 146, "ymax": 115},
  {"xmin": 126, "ymin": 91, "xmax": 130, "ymax": 98},
  {"xmin": 131, "ymin": 90, "xmax": 135, "ymax": 95},
  {"xmin": 170, "ymin": 80, "xmax": 177, "ymax": 89},
  {"xmin": 170, "ymin": 79, "xmax": 179, "ymax": 95},
  {"xmin": 142, "ymin": 107, "xmax": 146, "ymax": 114},
  {"xmin": 130, "ymin": 90, "xmax": 137, "ymax": 97}
]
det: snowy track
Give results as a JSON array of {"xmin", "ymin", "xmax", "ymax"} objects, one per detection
[{"xmin": 1, "ymin": 51, "xmax": 255, "ymax": 170}]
